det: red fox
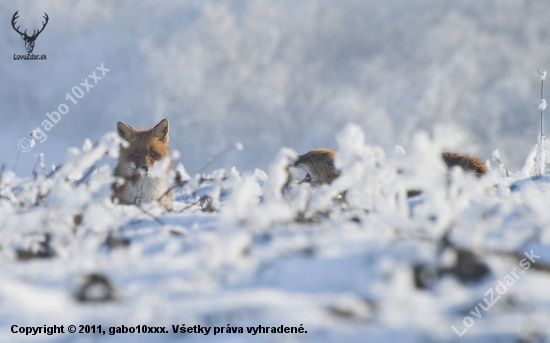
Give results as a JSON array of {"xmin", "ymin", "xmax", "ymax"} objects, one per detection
[
  {"xmin": 112, "ymin": 119, "xmax": 174, "ymax": 206},
  {"xmin": 441, "ymin": 152, "xmax": 487, "ymax": 176},
  {"xmin": 291, "ymin": 149, "xmax": 340, "ymax": 185},
  {"xmin": 291, "ymin": 148, "xmax": 487, "ymax": 185}
]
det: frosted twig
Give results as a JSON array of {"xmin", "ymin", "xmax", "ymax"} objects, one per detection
[
  {"xmin": 494, "ymin": 158, "xmax": 509, "ymax": 177},
  {"xmin": 492, "ymin": 150, "xmax": 509, "ymax": 177},
  {"xmin": 75, "ymin": 165, "xmax": 97, "ymax": 186},
  {"xmin": 12, "ymin": 149, "xmax": 21, "ymax": 172},
  {"xmin": 155, "ymin": 172, "xmax": 187, "ymax": 203},
  {"xmin": 536, "ymin": 69, "xmax": 547, "ymax": 176},
  {"xmin": 46, "ymin": 165, "xmax": 62, "ymax": 179},
  {"xmin": 135, "ymin": 205, "xmax": 166, "ymax": 226},
  {"xmin": 538, "ymin": 69, "xmax": 546, "ymax": 137},
  {"xmin": 31, "ymin": 155, "xmax": 41, "ymax": 177}
]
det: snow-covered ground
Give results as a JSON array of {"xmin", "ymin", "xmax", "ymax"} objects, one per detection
[
  {"xmin": 3, "ymin": 0, "xmax": 550, "ymax": 342},
  {"xmin": 2, "ymin": 124, "xmax": 550, "ymax": 342}
]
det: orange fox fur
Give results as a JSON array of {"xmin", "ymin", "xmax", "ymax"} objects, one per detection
[
  {"xmin": 112, "ymin": 119, "xmax": 174, "ymax": 206},
  {"xmin": 292, "ymin": 148, "xmax": 486, "ymax": 185},
  {"xmin": 441, "ymin": 152, "xmax": 487, "ymax": 177},
  {"xmin": 293, "ymin": 149, "xmax": 339, "ymax": 185}
]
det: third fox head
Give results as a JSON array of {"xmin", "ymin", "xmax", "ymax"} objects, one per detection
[{"xmin": 116, "ymin": 119, "xmax": 171, "ymax": 176}]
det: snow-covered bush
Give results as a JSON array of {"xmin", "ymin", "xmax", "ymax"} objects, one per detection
[{"xmin": 1, "ymin": 126, "xmax": 550, "ymax": 343}]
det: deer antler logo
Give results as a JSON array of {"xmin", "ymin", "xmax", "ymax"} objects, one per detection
[{"xmin": 11, "ymin": 11, "xmax": 49, "ymax": 54}]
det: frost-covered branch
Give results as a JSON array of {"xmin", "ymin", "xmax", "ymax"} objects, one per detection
[{"xmin": 535, "ymin": 70, "xmax": 548, "ymax": 176}]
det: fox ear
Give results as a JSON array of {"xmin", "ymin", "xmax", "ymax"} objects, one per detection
[
  {"xmin": 117, "ymin": 121, "xmax": 135, "ymax": 142},
  {"xmin": 152, "ymin": 119, "xmax": 169, "ymax": 143}
]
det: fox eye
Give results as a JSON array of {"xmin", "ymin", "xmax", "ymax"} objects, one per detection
[{"xmin": 150, "ymin": 151, "xmax": 156, "ymax": 156}]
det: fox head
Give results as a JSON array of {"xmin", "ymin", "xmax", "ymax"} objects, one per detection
[
  {"xmin": 291, "ymin": 148, "xmax": 339, "ymax": 185},
  {"xmin": 116, "ymin": 119, "xmax": 171, "ymax": 177}
]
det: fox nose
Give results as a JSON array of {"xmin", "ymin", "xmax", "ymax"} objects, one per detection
[{"xmin": 140, "ymin": 166, "xmax": 148, "ymax": 173}]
